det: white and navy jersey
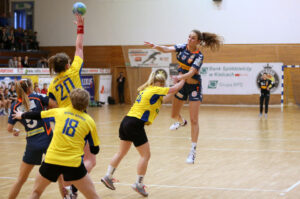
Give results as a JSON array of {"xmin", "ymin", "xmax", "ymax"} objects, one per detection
[
  {"xmin": 175, "ymin": 44, "xmax": 203, "ymax": 82},
  {"xmin": 8, "ymin": 93, "xmax": 52, "ymax": 149}
]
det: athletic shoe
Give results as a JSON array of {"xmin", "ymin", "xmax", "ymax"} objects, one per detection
[
  {"xmin": 131, "ymin": 183, "xmax": 148, "ymax": 197},
  {"xmin": 71, "ymin": 193, "xmax": 77, "ymax": 199},
  {"xmin": 186, "ymin": 150, "xmax": 196, "ymax": 164},
  {"xmin": 101, "ymin": 176, "xmax": 116, "ymax": 190},
  {"xmin": 63, "ymin": 194, "xmax": 77, "ymax": 199},
  {"xmin": 265, "ymin": 114, "xmax": 268, "ymax": 119},
  {"xmin": 63, "ymin": 186, "xmax": 73, "ymax": 199},
  {"xmin": 169, "ymin": 119, "xmax": 187, "ymax": 130},
  {"xmin": 259, "ymin": 113, "xmax": 262, "ymax": 118},
  {"xmin": 70, "ymin": 185, "xmax": 78, "ymax": 199}
]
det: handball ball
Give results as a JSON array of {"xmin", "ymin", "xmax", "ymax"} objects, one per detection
[{"xmin": 73, "ymin": 2, "xmax": 87, "ymax": 15}]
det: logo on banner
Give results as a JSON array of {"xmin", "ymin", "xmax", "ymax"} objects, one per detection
[
  {"xmin": 200, "ymin": 67, "xmax": 208, "ymax": 75},
  {"xmin": 208, "ymin": 80, "xmax": 218, "ymax": 89},
  {"xmin": 256, "ymin": 64, "xmax": 280, "ymax": 93}
]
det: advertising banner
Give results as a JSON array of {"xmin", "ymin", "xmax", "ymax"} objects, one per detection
[
  {"xmin": 99, "ymin": 75, "xmax": 112, "ymax": 104},
  {"xmin": 81, "ymin": 76, "xmax": 95, "ymax": 101},
  {"xmin": 128, "ymin": 49, "xmax": 172, "ymax": 67},
  {"xmin": 0, "ymin": 68, "xmax": 110, "ymax": 75},
  {"xmin": 200, "ymin": 63, "xmax": 283, "ymax": 95}
]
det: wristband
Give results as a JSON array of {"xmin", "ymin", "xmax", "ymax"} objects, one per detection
[{"xmin": 77, "ymin": 25, "xmax": 84, "ymax": 34}]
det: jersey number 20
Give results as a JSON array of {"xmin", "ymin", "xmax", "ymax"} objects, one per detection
[{"xmin": 55, "ymin": 78, "xmax": 75, "ymax": 101}]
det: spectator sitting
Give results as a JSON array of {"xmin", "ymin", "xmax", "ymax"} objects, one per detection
[
  {"xmin": 7, "ymin": 27, "xmax": 15, "ymax": 50},
  {"xmin": 23, "ymin": 30, "xmax": 30, "ymax": 51},
  {"xmin": 0, "ymin": 27, "xmax": 3, "ymax": 49},
  {"xmin": 41, "ymin": 83, "xmax": 48, "ymax": 94},
  {"xmin": 31, "ymin": 31, "xmax": 39, "ymax": 50},
  {"xmin": 0, "ymin": 87, "xmax": 6, "ymax": 115},
  {"xmin": 8, "ymin": 56, "xmax": 18, "ymax": 68},
  {"xmin": 17, "ymin": 56, "xmax": 23, "ymax": 68},
  {"xmin": 14, "ymin": 28, "xmax": 24, "ymax": 51},
  {"xmin": 33, "ymin": 82, "xmax": 40, "ymax": 93},
  {"xmin": 22, "ymin": 56, "xmax": 30, "ymax": 67},
  {"xmin": 3, "ymin": 88, "xmax": 11, "ymax": 115},
  {"xmin": 8, "ymin": 83, "xmax": 17, "ymax": 104},
  {"xmin": 37, "ymin": 57, "xmax": 48, "ymax": 68},
  {"xmin": 2, "ymin": 27, "xmax": 9, "ymax": 49}
]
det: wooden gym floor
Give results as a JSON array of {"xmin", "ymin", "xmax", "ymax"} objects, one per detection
[{"xmin": 1, "ymin": 105, "xmax": 300, "ymax": 199}]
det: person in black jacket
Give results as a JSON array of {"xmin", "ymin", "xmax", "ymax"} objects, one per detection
[
  {"xmin": 117, "ymin": 72, "xmax": 125, "ymax": 104},
  {"xmin": 259, "ymin": 73, "xmax": 273, "ymax": 118}
]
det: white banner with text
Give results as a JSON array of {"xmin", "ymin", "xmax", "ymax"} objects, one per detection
[{"xmin": 200, "ymin": 63, "xmax": 282, "ymax": 95}]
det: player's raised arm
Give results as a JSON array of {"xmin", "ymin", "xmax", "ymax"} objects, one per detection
[
  {"xmin": 75, "ymin": 14, "xmax": 84, "ymax": 59},
  {"xmin": 144, "ymin": 41, "xmax": 176, "ymax": 53}
]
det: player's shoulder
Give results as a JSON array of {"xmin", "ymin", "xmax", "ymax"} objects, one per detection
[
  {"xmin": 175, "ymin": 43, "xmax": 187, "ymax": 50},
  {"xmin": 83, "ymin": 113, "xmax": 95, "ymax": 123},
  {"xmin": 11, "ymin": 100, "xmax": 21, "ymax": 110}
]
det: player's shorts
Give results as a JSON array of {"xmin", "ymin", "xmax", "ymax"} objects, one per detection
[
  {"xmin": 175, "ymin": 82, "xmax": 202, "ymax": 101},
  {"xmin": 119, "ymin": 116, "xmax": 147, "ymax": 147},
  {"xmin": 23, "ymin": 144, "xmax": 47, "ymax": 165},
  {"xmin": 39, "ymin": 162, "xmax": 87, "ymax": 182}
]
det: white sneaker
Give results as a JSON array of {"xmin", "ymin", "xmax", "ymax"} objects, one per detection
[
  {"xmin": 265, "ymin": 114, "xmax": 268, "ymax": 119},
  {"xmin": 131, "ymin": 182, "xmax": 148, "ymax": 197},
  {"xmin": 63, "ymin": 186, "xmax": 73, "ymax": 199},
  {"xmin": 259, "ymin": 113, "xmax": 262, "ymax": 118},
  {"xmin": 186, "ymin": 150, "xmax": 196, "ymax": 164},
  {"xmin": 169, "ymin": 120, "xmax": 187, "ymax": 130}
]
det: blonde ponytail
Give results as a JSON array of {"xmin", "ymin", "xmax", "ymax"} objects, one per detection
[
  {"xmin": 16, "ymin": 79, "xmax": 32, "ymax": 111},
  {"xmin": 137, "ymin": 71, "xmax": 166, "ymax": 92}
]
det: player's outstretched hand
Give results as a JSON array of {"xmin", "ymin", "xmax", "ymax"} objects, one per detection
[
  {"xmin": 144, "ymin": 41, "xmax": 155, "ymax": 48},
  {"xmin": 12, "ymin": 110, "xmax": 23, "ymax": 120},
  {"xmin": 74, "ymin": 14, "xmax": 84, "ymax": 26},
  {"xmin": 172, "ymin": 75, "xmax": 180, "ymax": 84}
]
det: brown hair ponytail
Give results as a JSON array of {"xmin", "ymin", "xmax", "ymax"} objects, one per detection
[
  {"xmin": 48, "ymin": 53, "xmax": 70, "ymax": 76},
  {"xmin": 16, "ymin": 79, "xmax": 32, "ymax": 111},
  {"xmin": 192, "ymin": 29, "xmax": 223, "ymax": 51}
]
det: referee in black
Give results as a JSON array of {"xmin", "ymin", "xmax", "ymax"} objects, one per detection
[{"xmin": 259, "ymin": 73, "xmax": 273, "ymax": 118}]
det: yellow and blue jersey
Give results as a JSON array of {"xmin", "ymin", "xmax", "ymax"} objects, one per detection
[
  {"xmin": 41, "ymin": 106, "xmax": 100, "ymax": 167},
  {"xmin": 127, "ymin": 86, "xmax": 169, "ymax": 125},
  {"xmin": 48, "ymin": 56, "xmax": 84, "ymax": 108},
  {"xmin": 175, "ymin": 44, "xmax": 203, "ymax": 81},
  {"xmin": 8, "ymin": 93, "xmax": 52, "ymax": 149}
]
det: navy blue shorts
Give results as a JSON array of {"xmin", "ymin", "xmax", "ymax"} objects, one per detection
[
  {"xmin": 23, "ymin": 145, "xmax": 47, "ymax": 165},
  {"xmin": 175, "ymin": 82, "xmax": 202, "ymax": 102}
]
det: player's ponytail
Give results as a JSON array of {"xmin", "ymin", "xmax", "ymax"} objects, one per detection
[
  {"xmin": 137, "ymin": 71, "xmax": 166, "ymax": 92},
  {"xmin": 48, "ymin": 53, "xmax": 70, "ymax": 76},
  {"xmin": 192, "ymin": 29, "xmax": 223, "ymax": 51},
  {"xmin": 16, "ymin": 79, "xmax": 32, "ymax": 111}
]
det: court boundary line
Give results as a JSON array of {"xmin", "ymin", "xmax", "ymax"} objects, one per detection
[
  {"xmin": 0, "ymin": 176, "xmax": 282, "ymax": 193},
  {"xmin": 2, "ymin": 141, "xmax": 300, "ymax": 153},
  {"xmin": 280, "ymin": 180, "xmax": 300, "ymax": 196}
]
